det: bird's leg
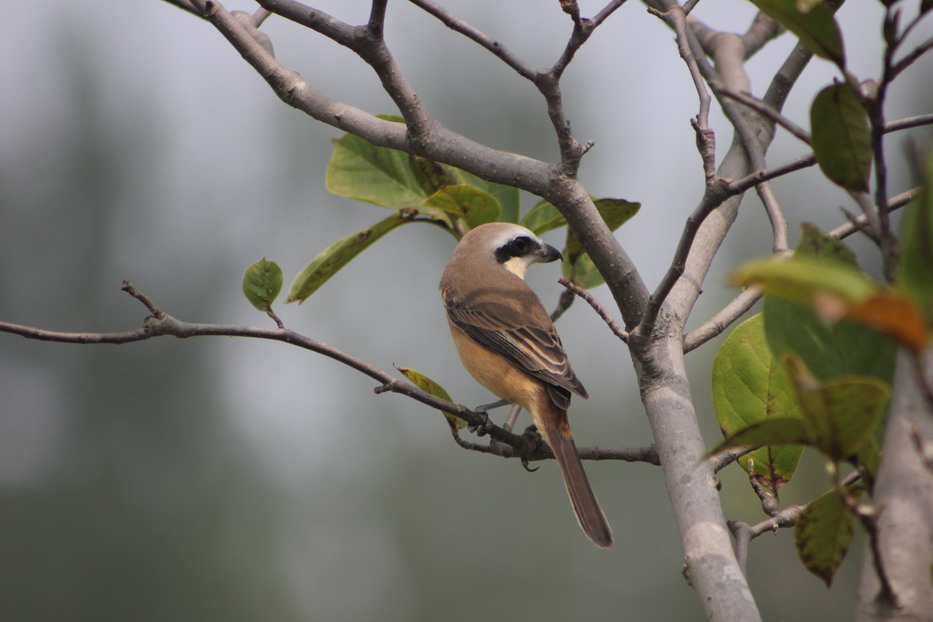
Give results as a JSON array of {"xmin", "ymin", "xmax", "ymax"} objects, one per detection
[{"xmin": 502, "ymin": 404, "xmax": 523, "ymax": 432}]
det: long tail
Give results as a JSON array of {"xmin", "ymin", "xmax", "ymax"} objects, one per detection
[{"xmin": 540, "ymin": 416, "xmax": 613, "ymax": 548}]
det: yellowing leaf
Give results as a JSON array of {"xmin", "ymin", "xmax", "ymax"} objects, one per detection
[
  {"xmin": 422, "ymin": 184, "xmax": 501, "ymax": 229},
  {"xmin": 397, "ymin": 366, "xmax": 464, "ymax": 435},
  {"xmin": 844, "ymin": 290, "xmax": 929, "ymax": 353},
  {"xmin": 796, "ymin": 489, "xmax": 857, "ymax": 587}
]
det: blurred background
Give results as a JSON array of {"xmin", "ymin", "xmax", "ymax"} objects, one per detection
[{"xmin": 0, "ymin": 1, "xmax": 929, "ymax": 620}]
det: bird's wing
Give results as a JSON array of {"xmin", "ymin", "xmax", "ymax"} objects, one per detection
[{"xmin": 444, "ymin": 294, "xmax": 588, "ymax": 402}]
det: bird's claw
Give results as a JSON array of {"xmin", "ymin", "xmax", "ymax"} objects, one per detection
[
  {"xmin": 520, "ymin": 456, "xmax": 540, "ymax": 472},
  {"xmin": 467, "ymin": 409, "xmax": 492, "ymax": 437}
]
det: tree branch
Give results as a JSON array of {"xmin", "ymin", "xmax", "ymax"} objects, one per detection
[
  {"xmin": 0, "ymin": 281, "xmax": 662, "ymax": 468},
  {"xmin": 407, "ymin": 0, "xmax": 537, "ymax": 80},
  {"xmin": 683, "ymin": 185, "xmax": 917, "ymax": 352}
]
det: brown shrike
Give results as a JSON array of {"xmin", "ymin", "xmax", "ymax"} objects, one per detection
[{"xmin": 440, "ymin": 222, "xmax": 613, "ymax": 548}]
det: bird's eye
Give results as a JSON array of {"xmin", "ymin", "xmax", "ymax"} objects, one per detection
[{"xmin": 510, "ymin": 236, "xmax": 532, "ymax": 253}]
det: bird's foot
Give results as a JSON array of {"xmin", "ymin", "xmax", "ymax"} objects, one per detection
[
  {"xmin": 520, "ymin": 424, "xmax": 542, "ymax": 472},
  {"xmin": 467, "ymin": 399, "xmax": 508, "ymax": 437}
]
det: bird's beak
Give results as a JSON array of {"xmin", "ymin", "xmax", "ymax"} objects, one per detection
[{"xmin": 534, "ymin": 243, "xmax": 563, "ymax": 264}]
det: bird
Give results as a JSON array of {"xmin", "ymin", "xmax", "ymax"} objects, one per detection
[{"xmin": 439, "ymin": 222, "xmax": 613, "ymax": 548}]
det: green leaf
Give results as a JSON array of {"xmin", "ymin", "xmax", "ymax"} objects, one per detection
[
  {"xmin": 325, "ymin": 117, "xmax": 430, "ymax": 209},
  {"xmin": 422, "ymin": 184, "xmax": 501, "ymax": 229},
  {"xmin": 563, "ymin": 254, "xmax": 607, "ymax": 290},
  {"xmin": 811, "ymin": 84, "xmax": 872, "ymax": 191},
  {"xmin": 565, "ymin": 199, "xmax": 640, "ymax": 260},
  {"xmin": 897, "ymin": 148, "xmax": 933, "ymax": 329},
  {"xmin": 325, "ymin": 115, "xmax": 520, "ymax": 223},
  {"xmin": 795, "ymin": 489, "xmax": 856, "ymax": 587},
  {"xmin": 287, "ymin": 211, "xmax": 412, "ymax": 303},
  {"xmin": 796, "ymin": 222, "xmax": 858, "ymax": 266},
  {"xmin": 563, "ymin": 198, "xmax": 640, "ymax": 289},
  {"xmin": 764, "ymin": 297, "xmax": 897, "ymax": 382},
  {"xmin": 707, "ymin": 418, "xmax": 810, "ymax": 459},
  {"xmin": 762, "ymin": 227, "xmax": 896, "ymax": 383},
  {"xmin": 411, "ymin": 156, "xmax": 459, "ymax": 193},
  {"xmin": 733, "ymin": 255, "xmax": 879, "ymax": 306},
  {"xmin": 397, "ymin": 366, "xmax": 464, "ymax": 435},
  {"xmin": 748, "ymin": 0, "xmax": 845, "ymax": 65},
  {"xmin": 456, "ymin": 170, "xmax": 520, "ymax": 224},
  {"xmin": 711, "ymin": 314, "xmax": 805, "ymax": 490},
  {"xmin": 242, "ymin": 258, "xmax": 284, "ymax": 312},
  {"xmin": 521, "ymin": 200, "xmax": 566, "ymax": 235},
  {"xmin": 784, "ymin": 356, "xmax": 891, "ymax": 461}
]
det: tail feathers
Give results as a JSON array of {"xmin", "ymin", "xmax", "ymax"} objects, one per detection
[{"xmin": 543, "ymin": 425, "xmax": 613, "ymax": 549}]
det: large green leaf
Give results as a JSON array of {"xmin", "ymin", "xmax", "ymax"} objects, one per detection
[
  {"xmin": 762, "ymin": 225, "xmax": 895, "ymax": 383},
  {"xmin": 764, "ymin": 298, "xmax": 897, "ymax": 382},
  {"xmin": 563, "ymin": 198, "xmax": 640, "ymax": 289},
  {"xmin": 287, "ymin": 211, "xmax": 412, "ymax": 303},
  {"xmin": 326, "ymin": 131, "xmax": 430, "ymax": 209},
  {"xmin": 795, "ymin": 489, "xmax": 857, "ymax": 587},
  {"xmin": 422, "ymin": 184, "xmax": 501, "ymax": 229},
  {"xmin": 811, "ymin": 83, "xmax": 872, "ymax": 191},
  {"xmin": 748, "ymin": 0, "xmax": 845, "ymax": 65},
  {"xmin": 326, "ymin": 115, "xmax": 519, "ymax": 223},
  {"xmin": 397, "ymin": 366, "xmax": 464, "ymax": 435},
  {"xmin": 711, "ymin": 314, "xmax": 804, "ymax": 490}
]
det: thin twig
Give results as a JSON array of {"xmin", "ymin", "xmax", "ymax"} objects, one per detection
[
  {"xmin": 726, "ymin": 153, "xmax": 817, "ymax": 195},
  {"xmin": 890, "ymin": 34, "xmax": 933, "ymax": 81},
  {"xmin": 710, "ymin": 445, "xmax": 759, "ymax": 473},
  {"xmin": 558, "ymin": 277, "xmax": 629, "ymax": 343},
  {"xmin": 684, "ymin": 287, "xmax": 762, "ymax": 353},
  {"xmin": 407, "ymin": 0, "xmax": 537, "ymax": 80},
  {"xmin": 735, "ymin": 469, "xmax": 863, "ymax": 541},
  {"xmin": 746, "ymin": 457, "xmax": 781, "ymax": 516},
  {"xmin": 718, "ymin": 87, "xmax": 812, "ymax": 145},
  {"xmin": 649, "ymin": 5, "xmax": 714, "ymax": 179},
  {"xmin": 550, "ymin": 288, "xmax": 577, "ymax": 323}
]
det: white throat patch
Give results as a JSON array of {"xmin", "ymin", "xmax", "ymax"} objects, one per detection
[{"xmin": 503, "ymin": 255, "xmax": 531, "ymax": 279}]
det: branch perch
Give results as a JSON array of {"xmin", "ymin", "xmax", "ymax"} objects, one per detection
[{"xmin": 0, "ymin": 281, "xmax": 657, "ymax": 466}]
